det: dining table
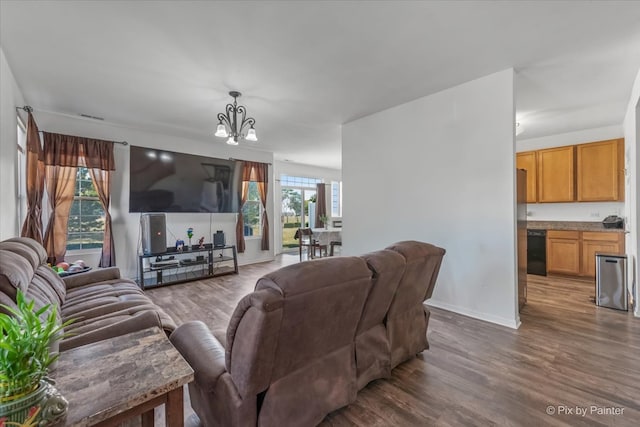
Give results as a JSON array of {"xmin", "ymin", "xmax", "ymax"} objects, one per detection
[{"xmin": 311, "ymin": 227, "xmax": 342, "ymax": 247}]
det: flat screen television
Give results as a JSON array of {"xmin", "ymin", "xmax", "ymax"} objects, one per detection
[{"xmin": 129, "ymin": 146, "xmax": 240, "ymax": 213}]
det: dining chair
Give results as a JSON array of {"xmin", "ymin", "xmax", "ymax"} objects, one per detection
[
  {"xmin": 298, "ymin": 228, "xmax": 326, "ymax": 260},
  {"xmin": 329, "ymin": 241, "xmax": 342, "ymax": 256}
]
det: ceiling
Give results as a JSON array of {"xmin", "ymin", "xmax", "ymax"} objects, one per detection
[{"xmin": 1, "ymin": 1, "xmax": 640, "ymax": 170}]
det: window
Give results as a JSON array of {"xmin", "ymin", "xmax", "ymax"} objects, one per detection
[
  {"xmin": 280, "ymin": 174, "xmax": 323, "ymax": 188},
  {"xmin": 331, "ymin": 181, "xmax": 342, "ymax": 217},
  {"xmin": 243, "ymin": 181, "xmax": 263, "ymax": 237},
  {"xmin": 67, "ymin": 167, "xmax": 105, "ymax": 250}
]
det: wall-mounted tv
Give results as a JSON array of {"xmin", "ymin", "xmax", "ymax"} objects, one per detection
[{"xmin": 129, "ymin": 146, "xmax": 241, "ymax": 213}]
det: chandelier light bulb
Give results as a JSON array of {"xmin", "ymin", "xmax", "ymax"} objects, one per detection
[
  {"xmin": 226, "ymin": 136, "xmax": 239, "ymax": 146},
  {"xmin": 215, "ymin": 123, "xmax": 228, "ymax": 138},
  {"xmin": 246, "ymin": 127, "xmax": 258, "ymax": 142}
]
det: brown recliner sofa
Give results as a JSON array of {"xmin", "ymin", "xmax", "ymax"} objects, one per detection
[
  {"xmin": 170, "ymin": 240, "xmax": 445, "ymax": 427},
  {"xmin": 0, "ymin": 237, "xmax": 175, "ymax": 350}
]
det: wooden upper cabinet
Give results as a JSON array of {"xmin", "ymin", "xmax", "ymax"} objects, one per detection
[
  {"xmin": 516, "ymin": 151, "xmax": 537, "ymax": 203},
  {"xmin": 537, "ymin": 146, "xmax": 575, "ymax": 203},
  {"xmin": 577, "ymin": 138, "xmax": 624, "ymax": 202}
]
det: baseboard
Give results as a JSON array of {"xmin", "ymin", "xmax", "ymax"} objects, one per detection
[
  {"xmin": 426, "ymin": 299, "xmax": 520, "ymax": 329},
  {"xmin": 237, "ymin": 254, "xmax": 275, "ymax": 266}
]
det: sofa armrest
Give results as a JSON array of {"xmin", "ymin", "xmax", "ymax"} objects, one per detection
[
  {"xmin": 62, "ymin": 267, "xmax": 122, "ymax": 290},
  {"xmin": 170, "ymin": 321, "xmax": 226, "ymax": 392}
]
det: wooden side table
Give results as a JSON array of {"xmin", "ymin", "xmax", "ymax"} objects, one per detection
[{"xmin": 52, "ymin": 327, "xmax": 194, "ymax": 427}]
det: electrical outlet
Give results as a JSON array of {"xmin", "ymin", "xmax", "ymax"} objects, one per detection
[
  {"xmin": 526, "ymin": 211, "xmax": 533, "ymax": 217},
  {"xmin": 590, "ymin": 212, "xmax": 600, "ymax": 218}
]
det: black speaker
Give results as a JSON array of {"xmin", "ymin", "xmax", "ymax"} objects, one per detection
[
  {"xmin": 213, "ymin": 230, "xmax": 226, "ymax": 248},
  {"xmin": 141, "ymin": 213, "xmax": 166, "ymax": 255}
]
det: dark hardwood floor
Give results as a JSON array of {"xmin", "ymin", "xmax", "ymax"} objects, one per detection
[{"xmin": 146, "ymin": 257, "xmax": 640, "ymax": 426}]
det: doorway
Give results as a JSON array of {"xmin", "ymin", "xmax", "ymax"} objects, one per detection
[{"xmin": 281, "ymin": 187, "xmax": 317, "ymax": 252}]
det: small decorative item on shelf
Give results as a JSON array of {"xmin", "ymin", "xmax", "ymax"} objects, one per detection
[
  {"xmin": 198, "ymin": 237, "xmax": 205, "ymax": 249},
  {"xmin": 175, "ymin": 239, "xmax": 185, "ymax": 252},
  {"xmin": 187, "ymin": 228, "xmax": 194, "ymax": 248}
]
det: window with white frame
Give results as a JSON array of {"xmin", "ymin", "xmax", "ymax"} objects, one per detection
[
  {"xmin": 67, "ymin": 167, "xmax": 105, "ymax": 250},
  {"xmin": 280, "ymin": 174, "xmax": 323, "ymax": 188},
  {"xmin": 243, "ymin": 181, "xmax": 263, "ymax": 237},
  {"xmin": 331, "ymin": 181, "xmax": 342, "ymax": 217}
]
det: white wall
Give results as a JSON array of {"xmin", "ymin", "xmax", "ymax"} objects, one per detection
[
  {"xmin": 272, "ymin": 161, "xmax": 341, "ymax": 253},
  {"xmin": 622, "ymin": 66, "xmax": 640, "ymax": 317},
  {"xmin": 32, "ymin": 111, "xmax": 275, "ymax": 279},
  {"xmin": 0, "ymin": 48, "xmax": 26, "ymax": 240},
  {"xmin": 517, "ymin": 125, "xmax": 625, "ymax": 221},
  {"xmin": 343, "ymin": 69, "xmax": 519, "ymax": 328}
]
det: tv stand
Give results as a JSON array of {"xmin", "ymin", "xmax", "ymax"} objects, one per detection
[{"xmin": 138, "ymin": 244, "xmax": 238, "ymax": 290}]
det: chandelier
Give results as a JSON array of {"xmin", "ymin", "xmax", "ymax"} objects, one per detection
[{"xmin": 214, "ymin": 91, "xmax": 258, "ymax": 145}]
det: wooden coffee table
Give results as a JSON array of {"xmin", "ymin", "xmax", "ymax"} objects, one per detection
[{"xmin": 52, "ymin": 327, "xmax": 194, "ymax": 427}]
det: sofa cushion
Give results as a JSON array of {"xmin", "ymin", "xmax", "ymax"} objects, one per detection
[
  {"xmin": 385, "ymin": 240, "xmax": 446, "ymax": 368},
  {"xmin": 4, "ymin": 237, "xmax": 48, "ymax": 264},
  {"xmin": 59, "ymin": 309, "xmax": 171, "ymax": 352},
  {"xmin": 64, "ymin": 280, "xmax": 143, "ymax": 304},
  {"xmin": 355, "ymin": 249, "xmax": 406, "ymax": 390},
  {"xmin": 255, "ymin": 257, "xmax": 372, "ymax": 427},
  {"xmin": 34, "ymin": 265, "xmax": 66, "ymax": 304},
  {"xmin": 0, "ymin": 250, "xmax": 35, "ymax": 296},
  {"xmin": 358, "ymin": 249, "xmax": 406, "ymax": 333},
  {"xmin": 0, "ymin": 241, "xmax": 42, "ymax": 270},
  {"xmin": 26, "ymin": 276, "xmax": 63, "ymax": 324},
  {"xmin": 62, "ymin": 293, "xmax": 155, "ymax": 320}
]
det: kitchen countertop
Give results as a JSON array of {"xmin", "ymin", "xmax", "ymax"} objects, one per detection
[{"xmin": 527, "ymin": 220, "xmax": 626, "ymax": 233}]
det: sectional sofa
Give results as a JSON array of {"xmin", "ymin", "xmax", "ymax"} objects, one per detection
[
  {"xmin": 170, "ymin": 240, "xmax": 446, "ymax": 427},
  {"xmin": 0, "ymin": 237, "xmax": 175, "ymax": 351}
]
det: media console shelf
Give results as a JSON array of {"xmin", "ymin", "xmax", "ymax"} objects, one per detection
[{"xmin": 138, "ymin": 244, "xmax": 238, "ymax": 290}]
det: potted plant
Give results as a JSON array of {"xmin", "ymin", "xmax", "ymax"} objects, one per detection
[
  {"xmin": 319, "ymin": 214, "xmax": 329, "ymax": 229},
  {"xmin": 0, "ymin": 291, "xmax": 70, "ymax": 426}
]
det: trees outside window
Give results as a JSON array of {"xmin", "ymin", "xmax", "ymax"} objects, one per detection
[
  {"xmin": 280, "ymin": 175, "xmax": 323, "ymax": 250},
  {"xmin": 243, "ymin": 181, "xmax": 263, "ymax": 237},
  {"xmin": 66, "ymin": 167, "xmax": 104, "ymax": 250}
]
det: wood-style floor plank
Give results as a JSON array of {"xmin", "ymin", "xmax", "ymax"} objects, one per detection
[{"xmin": 144, "ymin": 255, "xmax": 640, "ymax": 426}]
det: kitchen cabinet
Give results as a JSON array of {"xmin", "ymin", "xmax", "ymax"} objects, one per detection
[
  {"xmin": 544, "ymin": 230, "xmax": 625, "ymax": 278},
  {"xmin": 576, "ymin": 138, "xmax": 624, "ymax": 202},
  {"xmin": 516, "ymin": 151, "xmax": 537, "ymax": 203},
  {"xmin": 546, "ymin": 230, "xmax": 581, "ymax": 275},
  {"xmin": 537, "ymin": 146, "xmax": 575, "ymax": 203},
  {"xmin": 580, "ymin": 232, "xmax": 624, "ymax": 278},
  {"xmin": 517, "ymin": 138, "xmax": 624, "ymax": 204}
]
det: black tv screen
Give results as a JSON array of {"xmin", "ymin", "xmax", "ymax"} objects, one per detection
[{"xmin": 129, "ymin": 146, "xmax": 240, "ymax": 213}]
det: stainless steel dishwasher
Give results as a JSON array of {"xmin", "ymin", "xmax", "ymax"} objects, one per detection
[{"xmin": 595, "ymin": 253, "xmax": 628, "ymax": 311}]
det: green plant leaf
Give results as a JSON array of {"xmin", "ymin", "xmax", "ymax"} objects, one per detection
[{"xmin": 0, "ymin": 290, "xmax": 74, "ymax": 397}]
